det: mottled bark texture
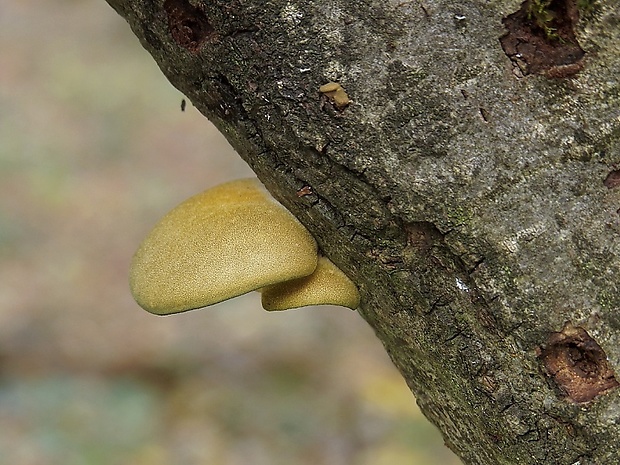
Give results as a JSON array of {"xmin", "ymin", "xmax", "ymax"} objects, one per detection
[{"xmin": 104, "ymin": 0, "xmax": 620, "ymax": 463}]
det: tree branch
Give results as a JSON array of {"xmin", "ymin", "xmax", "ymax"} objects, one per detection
[{"xmin": 104, "ymin": 0, "xmax": 620, "ymax": 462}]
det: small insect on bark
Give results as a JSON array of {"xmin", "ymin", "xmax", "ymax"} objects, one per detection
[{"xmin": 181, "ymin": 99, "xmax": 186, "ymax": 111}]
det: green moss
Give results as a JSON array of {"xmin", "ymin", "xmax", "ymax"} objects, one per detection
[
  {"xmin": 576, "ymin": 0, "xmax": 596, "ymax": 15},
  {"xmin": 597, "ymin": 289, "xmax": 620, "ymax": 311},
  {"xmin": 527, "ymin": 0, "xmax": 559, "ymax": 40},
  {"xmin": 447, "ymin": 203, "xmax": 473, "ymax": 227},
  {"xmin": 526, "ymin": 0, "xmax": 597, "ymax": 41}
]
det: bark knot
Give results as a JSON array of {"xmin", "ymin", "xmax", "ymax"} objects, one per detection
[
  {"xmin": 603, "ymin": 169, "xmax": 620, "ymax": 189},
  {"xmin": 164, "ymin": 0, "xmax": 215, "ymax": 52},
  {"xmin": 539, "ymin": 322, "xmax": 619, "ymax": 403},
  {"xmin": 500, "ymin": 0, "xmax": 586, "ymax": 78}
]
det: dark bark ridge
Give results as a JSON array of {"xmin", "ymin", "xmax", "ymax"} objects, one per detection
[{"xmin": 104, "ymin": 0, "xmax": 620, "ymax": 463}]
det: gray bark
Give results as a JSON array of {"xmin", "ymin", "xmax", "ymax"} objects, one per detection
[{"xmin": 103, "ymin": 0, "xmax": 620, "ymax": 463}]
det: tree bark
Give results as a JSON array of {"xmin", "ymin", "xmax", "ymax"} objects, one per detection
[{"xmin": 103, "ymin": 0, "xmax": 620, "ymax": 463}]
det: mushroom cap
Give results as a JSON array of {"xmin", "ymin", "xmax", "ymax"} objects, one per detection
[
  {"xmin": 261, "ymin": 256, "xmax": 360, "ymax": 311},
  {"xmin": 319, "ymin": 82, "xmax": 341, "ymax": 93},
  {"xmin": 130, "ymin": 178, "xmax": 318, "ymax": 315}
]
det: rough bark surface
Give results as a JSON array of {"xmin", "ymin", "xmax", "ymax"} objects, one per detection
[{"xmin": 104, "ymin": 0, "xmax": 620, "ymax": 463}]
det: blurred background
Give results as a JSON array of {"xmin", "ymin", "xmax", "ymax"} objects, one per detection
[{"xmin": 0, "ymin": 1, "xmax": 462, "ymax": 464}]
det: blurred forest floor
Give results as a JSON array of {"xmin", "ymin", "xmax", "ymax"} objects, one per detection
[{"xmin": 0, "ymin": 1, "xmax": 461, "ymax": 464}]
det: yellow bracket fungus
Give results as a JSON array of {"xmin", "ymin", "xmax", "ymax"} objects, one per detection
[
  {"xmin": 319, "ymin": 81, "xmax": 350, "ymax": 109},
  {"xmin": 261, "ymin": 256, "xmax": 360, "ymax": 311},
  {"xmin": 129, "ymin": 178, "xmax": 360, "ymax": 315}
]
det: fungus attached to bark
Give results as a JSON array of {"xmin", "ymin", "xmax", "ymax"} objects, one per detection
[
  {"xmin": 319, "ymin": 81, "xmax": 351, "ymax": 109},
  {"xmin": 129, "ymin": 178, "xmax": 318, "ymax": 315},
  {"xmin": 261, "ymin": 256, "xmax": 360, "ymax": 311}
]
